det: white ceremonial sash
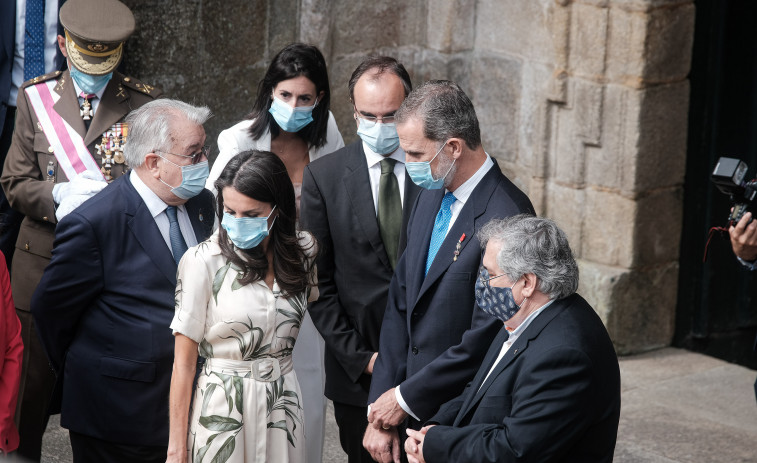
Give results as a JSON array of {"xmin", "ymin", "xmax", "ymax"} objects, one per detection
[{"xmin": 25, "ymin": 81, "xmax": 105, "ymax": 181}]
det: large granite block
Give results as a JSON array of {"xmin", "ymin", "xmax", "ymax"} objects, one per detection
[
  {"xmin": 582, "ymin": 188, "xmax": 636, "ymax": 267},
  {"xmin": 475, "ymin": 0, "xmax": 556, "ymax": 64},
  {"xmin": 569, "ymin": 2, "xmax": 609, "ymax": 78},
  {"xmin": 580, "ymin": 259, "xmax": 678, "ymax": 353},
  {"xmin": 606, "ymin": 2, "xmax": 694, "ymax": 86},
  {"xmin": 635, "ymin": 82, "xmax": 689, "ymax": 191},
  {"xmin": 426, "ymin": 0, "xmax": 475, "ymax": 53},
  {"xmin": 469, "ymin": 54, "xmax": 522, "ymax": 162},
  {"xmin": 329, "ymin": 1, "xmax": 424, "ymax": 56}
]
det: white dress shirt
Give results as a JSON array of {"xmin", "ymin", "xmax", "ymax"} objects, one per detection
[
  {"xmin": 479, "ymin": 300, "xmax": 554, "ymax": 389},
  {"xmin": 71, "ymin": 75, "xmax": 107, "ymax": 115},
  {"xmin": 445, "ymin": 154, "xmax": 494, "ymax": 235},
  {"xmin": 362, "ymin": 141, "xmax": 407, "ymax": 214},
  {"xmin": 11, "ymin": 0, "xmax": 60, "ymax": 104},
  {"xmin": 130, "ymin": 171, "xmax": 198, "ymax": 257}
]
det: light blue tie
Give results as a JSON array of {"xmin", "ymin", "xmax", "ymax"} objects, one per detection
[
  {"xmin": 425, "ymin": 192, "xmax": 456, "ymax": 275},
  {"xmin": 166, "ymin": 206, "xmax": 188, "ymax": 265},
  {"xmin": 24, "ymin": 0, "xmax": 46, "ymax": 81}
]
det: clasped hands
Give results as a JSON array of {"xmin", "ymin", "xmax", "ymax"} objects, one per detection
[
  {"xmin": 52, "ymin": 171, "xmax": 108, "ymax": 221},
  {"xmin": 363, "ymin": 387, "xmax": 408, "ymax": 463}
]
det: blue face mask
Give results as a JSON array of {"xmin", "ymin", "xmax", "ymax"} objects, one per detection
[
  {"xmin": 474, "ymin": 266, "xmax": 522, "ymax": 323},
  {"xmin": 221, "ymin": 206, "xmax": 277, "ymax": 249},
  {"xmin": 70, "ymin": 67, "xmax": 112, "ymax": 94},
  {"xmin": 268, "ymin": 96, "xmax": 317, "ymax": 133},
  {"xmin": 405, "ymin": 141, "xmax": 455, "ymax": 190},
  {"xmin": 356, "ymin": 118, "xmax": 400, "ymax": 155},
  {"xmin": 159, "ymin": 156, "xmax": 209, "ymax": 200}
]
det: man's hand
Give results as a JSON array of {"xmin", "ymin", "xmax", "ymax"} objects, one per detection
[
  {"xmin": 363, "ymin": 423, "xmax": 400, "ymax": 463},
  {"xmin": 405, "ymin": 426, "xmax": 435, "ymax": 463},
  {"xmin": 52, "ymin": 171, "xmax": 107, "ymax": 220},
  {"xmin": 367, "ymin": 387, "xmax": 408, "ymax": 429},
  {"xmin": 364, "ymin": 352, "xmax": 378, "ymax": 375},
  {"xmin": 730, "ymin": 212, "xmax": 757, "ymax": 261}
]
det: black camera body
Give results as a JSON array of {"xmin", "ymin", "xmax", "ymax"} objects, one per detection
[{"xmin": 711, "ymin": 157, "xmax": 757, "ymax": 225}]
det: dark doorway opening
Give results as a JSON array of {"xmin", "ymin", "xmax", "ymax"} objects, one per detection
[{"xmin": 676, "ymin": 0, "xmax": 757, "ymax": 369}]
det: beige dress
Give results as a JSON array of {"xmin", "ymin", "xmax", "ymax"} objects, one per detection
[{"xmin": 171, "ymin": 231, "xmax": 318, "ymax": 463}]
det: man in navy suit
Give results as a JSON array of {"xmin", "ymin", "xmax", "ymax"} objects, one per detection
[
  {"xmin": 364, "ymin": 80, "xmax": 534, "ymax": 462},
  {"xmin": 31, "ymin": 99, "xmax": 214, "ymax": 462},
  {"xmin": 301, "ymin": 56, "xmax": 420, "ymax": 463},
  {"xmin": 404, "ymin": 215, "xmax": 621, "ymax": 463}
]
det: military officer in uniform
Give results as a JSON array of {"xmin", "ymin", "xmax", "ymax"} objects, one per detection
[{"xmin": 0, "ymin": 0, "xmax": 160, "ymax": 459}]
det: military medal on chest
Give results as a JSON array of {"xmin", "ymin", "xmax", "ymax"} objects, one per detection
[
  {"xmin": 79, "ymin": 93, "xmax": 94, "ymax": 121},
  {"xmin": 95, "ymin": 122, "xmax": 129, "ymax": 182}
]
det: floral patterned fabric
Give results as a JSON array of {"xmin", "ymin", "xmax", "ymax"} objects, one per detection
[{"xmin": 171, "ymin": 230, "xmax": 318, "ymax": 463}]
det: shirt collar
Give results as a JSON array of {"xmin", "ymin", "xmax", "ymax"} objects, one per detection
[
  {"xmin": 362, "ymin": 141, "xmax": 406, "ymax": 169},
  {"xmin": 130, "ymin": 170, "xmax": 172, "ymax": 219},
  {"xmin": 505, "ymin": 299, "xmax": 555, "ymax": 339},
  {"xmin": 446, "ymin": 154, "xmax": 494, "ymax": 205}
]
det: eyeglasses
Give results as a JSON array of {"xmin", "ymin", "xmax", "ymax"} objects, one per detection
[
  {"xmin": 353, "ymin": 106, "xmax": 396, "ymax": 124},
  {"xmin": 478, "ymin": 266, "xmax": 508, "ymax": 284},
  {"xmin": 158, "ymin": 145, "xmax": 210, "ymax": 165}
]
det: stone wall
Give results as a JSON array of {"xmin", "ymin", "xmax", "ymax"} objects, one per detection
[{"xmin": 121, "ymin": 0, "xmax": 695, "ymax": 354}]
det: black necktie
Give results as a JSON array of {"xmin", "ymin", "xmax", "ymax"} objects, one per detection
[{"xmin": 377, "ymin": 158, "xmax": 402, "ymax": 269}]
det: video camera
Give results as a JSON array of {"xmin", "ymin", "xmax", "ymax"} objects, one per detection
[{"xmin": 711, "ymin": 157, "xmax": 757, "ymax": 226}]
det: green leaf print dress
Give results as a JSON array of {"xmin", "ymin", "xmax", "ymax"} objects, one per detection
[{"xmin": 170, "ymin": 231, "xmax": 318, "ymax": 463}]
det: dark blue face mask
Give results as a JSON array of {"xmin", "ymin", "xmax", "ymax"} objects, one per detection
[{"xmin": 474, "ymin": 266, "xmax": 522, "ymax": 323}]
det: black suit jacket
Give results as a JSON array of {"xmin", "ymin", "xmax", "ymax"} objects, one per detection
[
  {"xmin": 424, "ymin": 294, "xmax": 621, "ymax": 463},
  {"xmin": 300, "ymin": 140, "xmax": 421, "ymax": 406},
  {"xmin": 368, "ymin": 160, "xmax": 534, "ymax": 421},
  {"xmin": 31, "ymin": 173, "xmax": 214, "ymax": 446}
]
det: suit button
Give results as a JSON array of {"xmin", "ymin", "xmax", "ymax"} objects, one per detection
[
  {"xmin": 42, "ymin": 216, "xmax": 48, "ymax": 221},
  {"xmin": 412, "ymin": 346, "xmax": 418, "ymax": 355},
  {"xmin": 25, "ymin": 242, "xmax": 30, "ymax": 251}
]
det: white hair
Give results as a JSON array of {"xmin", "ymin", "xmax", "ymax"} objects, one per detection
[
  {"xmin": 478, "ymin": 215, "xmax": 579, "ymax": 300},
  {"xmin": 122, "ymin": 99, "xmax": 211, "ymax": 167}
]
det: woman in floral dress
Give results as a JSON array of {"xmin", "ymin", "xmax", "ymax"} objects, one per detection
[{"xmin": 166, "ymin": 150, "xmax": 318, "ymax": 463}]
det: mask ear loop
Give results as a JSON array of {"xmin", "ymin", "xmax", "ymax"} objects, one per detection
[{"xmin": 429, "ymin": 141, "xmax": 454, "ymax": 182}]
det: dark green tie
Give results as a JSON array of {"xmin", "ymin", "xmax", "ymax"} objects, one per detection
[{"xmin": 378, "ymin": 158, "xmax": 402, "ymax": 269}]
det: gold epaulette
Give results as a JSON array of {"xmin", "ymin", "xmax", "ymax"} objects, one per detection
[
  {"xmin": 119, "ymin": 75, "xmax": 162, "ymax": 98},
  {"xmin": 20, "ymin": 70, "xmax": 63, "ymax": 89}
]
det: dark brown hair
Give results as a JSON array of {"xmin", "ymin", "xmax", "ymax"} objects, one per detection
[
  {"xmin": 348, "ymin": 56, "xmax": 412, "ymax": 102},
  {"xmin": 214, "ymin": 150, "xmax": 314, "ymax": 296}
]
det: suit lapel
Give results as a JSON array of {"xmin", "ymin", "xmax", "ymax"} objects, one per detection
[
  {"xmin": 52, "ymin": 71, "xmax": 86, "ymax": 139},
  {"xmin": 453, "ymin": 327, "xmax": 509, "ymax": 426},
  {"xmin": 343, "ymin": 147, "xmax": 392, "ymax": 270},
  {"xmin": 414, "ymin": 167, "xmax": 502, "ymax": 304},
  {"xmin": 185, "ymin": 191, "xmax": 214, "ymax": 243},
  {"xmin": 406, "ymin": 189, "xmax": 444, "ymax": 302},
  {"xmin": 399, "ymin": 177, "xmax": 421, "ymax": 253},
  {"xmin": 85, "ymin": 73, "xmax": 130, "ymax": 146},
  {"xmin": 122, "ymin": 175, "xmax": 177, "ymax": 285},
  {"xmin": 456, "ymin": 302, "xmax": 567, "ymax": 423}
]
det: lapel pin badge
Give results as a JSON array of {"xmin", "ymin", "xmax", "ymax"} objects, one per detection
[{"xmin": 453, "ymin": 233, "xmax": 466, "ymax": 262}]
